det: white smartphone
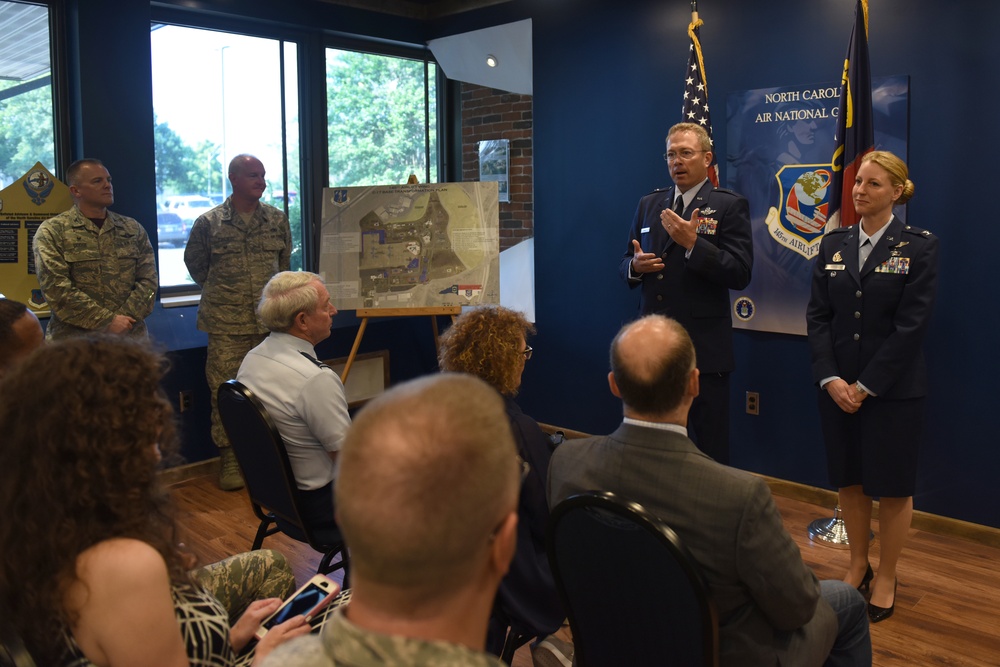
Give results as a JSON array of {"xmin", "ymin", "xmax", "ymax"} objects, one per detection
[{"xmin": 254, "ymin": 574, "xmax": 340, "ymax": 639}]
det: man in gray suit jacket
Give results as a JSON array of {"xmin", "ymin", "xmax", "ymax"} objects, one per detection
[{"xmin": 548, "ymin": 315, "xmax": 870, "ymax": 667}]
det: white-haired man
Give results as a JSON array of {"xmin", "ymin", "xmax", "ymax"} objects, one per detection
[{"xmin": 237, "ymin": 271, "xmax": 347, "ymax": 528}]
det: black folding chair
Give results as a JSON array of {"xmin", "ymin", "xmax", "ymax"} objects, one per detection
[
  {"xmin": 547, "ymin": 491, "xmax": 719, "ymax": 667},
  {"xmin": 217, "ymin": 380, "xmax": 349, "ymax": 580}
]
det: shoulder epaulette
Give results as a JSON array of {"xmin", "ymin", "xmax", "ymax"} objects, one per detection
[
  {"xmin": 902, "ymin": 225, "xmax": 934, "ymax": 238},
  {"xmin": 299, "ymin": 351, "xmax": 333, "ymax": 371},
  {"xmin": 825, "ymin": 226, "xmax": 851, "ymax": 235}
]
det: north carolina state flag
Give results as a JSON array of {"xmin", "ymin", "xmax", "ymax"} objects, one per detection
[{"xmin": 829, "ymin": 0, "xmax": 874, "ymax": 229}]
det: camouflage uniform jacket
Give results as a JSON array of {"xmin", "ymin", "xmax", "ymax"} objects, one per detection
[
  {"xmin": 33, "ymin": 205, "xmax": 157, "ymax": 340},
  {"xmin": 184, "ymin": 197, "xmax": 291, "ymax": 334},
  {"xmin": 260, "ymin": 608, "xmax": 502, "ymax": 666}
]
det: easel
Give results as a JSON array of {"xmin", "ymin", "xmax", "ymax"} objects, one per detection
[
  {"xmin": 340, "ymin": 173, "xmax": 462, "ymax": 383},
  {"xmin": 340, "ymin": 306, "xmax": 461, "ymax": 382}
]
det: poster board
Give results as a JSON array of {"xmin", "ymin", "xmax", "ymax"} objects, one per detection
[
  {"xmin": 0, "ymin": 163, "xmax": 72, "ymax": 314},
  {"xmin": 725, "ymin": 75, "xmax": 909, "ymax": 335},
  {"xmin": 318, "ymin": 182, "xmax": 500, "ymax": 311}
]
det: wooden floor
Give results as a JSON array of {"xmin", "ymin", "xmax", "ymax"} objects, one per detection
[{"xmin": 168, "ymin": 473, "xmax": 1000, "ymax": 667}]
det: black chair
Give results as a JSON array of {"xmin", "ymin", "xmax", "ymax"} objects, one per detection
[
  {"xmin": 488, "ymin": 603, "xmax": 536, "ymax": 664},
  {"xmin": 547, "ymin": 491, "xmax": 719, "ymax": 667},
  {"xmin": 217, "ymin": 380, "xmax": 349, "ymax": 581}
]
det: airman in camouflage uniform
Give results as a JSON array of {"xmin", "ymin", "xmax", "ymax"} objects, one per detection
[
  {"xmin": 190, "ymin": 548, "xmax": 297, "ymax": 622},
  {"xmin": 262, "ymin": 608, "xmax": 502, "ymax": 666},
  {"xmin": 33, "ymin": 159, "xmax": 157, "ymax": 340},
  {"xmin": 184, "ymin": 154, "xmax": 291, "ymax": 490},
  {"xmin": 259, "ymin": 374, "xmax": 521, "ymax": 667}
]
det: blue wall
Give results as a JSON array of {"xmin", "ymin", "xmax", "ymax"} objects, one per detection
[
  {"xmin": 60, "ymin": 0, "xmax": 1000, "ymax": 528},
  {"xmin": 503, "ymin": 0, "xmax": 1000, "ymax": 528}
]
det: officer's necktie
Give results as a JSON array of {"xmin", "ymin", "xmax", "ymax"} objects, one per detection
[{"xmin": 859, "ymin": 238, "xmax": 872, "ymax": 271}]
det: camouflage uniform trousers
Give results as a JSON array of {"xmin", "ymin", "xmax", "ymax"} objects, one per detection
[
  {"xmin": 190, "ymin": 548, "xmax": 296, "ymax": 623},
  {"xmin": 207, "ymin": 332, "xmax": 267, "ymax": 450}
]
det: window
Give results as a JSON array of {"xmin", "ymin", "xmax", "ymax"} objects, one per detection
[
  {"xmin": 0, "ymin": 0, "xmax": 55, "ymax": 188},
  {"xmin": 150, "ymin": 25, "xmax": 301, "ymax": 289},
  {"xmin": 327, "ymin": 49, "xmax": 438, "ymax": 186}
]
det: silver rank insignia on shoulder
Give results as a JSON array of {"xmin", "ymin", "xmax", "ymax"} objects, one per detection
[{"xmin": 832, "ymin": 251, "xmax": 843, "ymax": 262}]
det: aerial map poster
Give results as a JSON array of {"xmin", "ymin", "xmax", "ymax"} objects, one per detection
[{"xmin": 319, "ymin": 182, "xmax": 500, "ymax": 310}]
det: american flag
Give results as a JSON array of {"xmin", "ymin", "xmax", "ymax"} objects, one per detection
[
  {"xmin": 682, "ymin": 16, "xmax": 718, "ymax": 187},
  {"xmin": 829, "ymin": 0, "xmax": 874, "ymax": 229}
]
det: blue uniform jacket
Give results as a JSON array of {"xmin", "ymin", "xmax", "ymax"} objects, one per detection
[
  {"xmin": 619, "ymin": 181, "xmax": 753, "ymax": 373},
  {"xmin": 807, "ymin": 217, "xmax": 939, "ymax": 399}
]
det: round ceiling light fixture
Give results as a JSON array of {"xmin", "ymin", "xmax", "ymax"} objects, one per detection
[{"xmin": 486, "ymin": 54, "xmax": 498, "ymax": 68}]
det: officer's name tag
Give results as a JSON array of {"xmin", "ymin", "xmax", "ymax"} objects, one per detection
[
  {"xmin": 824, "ymin": 263, "xmax": 846, "ymax": 271},
  {"xmin": 640, "ymin": 227, "xmax": 651, "ymax": 233}
]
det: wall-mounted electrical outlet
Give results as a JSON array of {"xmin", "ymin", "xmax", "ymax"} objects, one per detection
[
  {"xmin": 179, "ymin": 390, "xmax": 194, "ymax": 413},
  {"xmin": 746, "ymin": 391, "xmax": 759, "ymax": 415}
]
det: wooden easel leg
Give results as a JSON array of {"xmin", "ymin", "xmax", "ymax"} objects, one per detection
[{"xmin": 341, "ymin": 317, "xmax": 369, "ymax": 383}]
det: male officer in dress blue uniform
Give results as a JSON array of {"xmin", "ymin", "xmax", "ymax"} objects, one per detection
[{"xmin": 619, "ymin": 122, "xmax": 753, "ymax": 464}]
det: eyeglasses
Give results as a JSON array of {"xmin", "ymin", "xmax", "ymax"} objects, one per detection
[
  {"xmin": 522, "ymin": 345, "xmax": 533, "ymax": 361},
  {"xmin": 664, "ymin": 149, "xmax": 706, "ymax": 162}
]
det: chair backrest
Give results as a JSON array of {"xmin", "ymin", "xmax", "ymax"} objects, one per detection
[
  {"xmin": 217, "ymin": 380, "xmax": 307, "ymax": 532},
  {"xmin": 547, "ymin": 491, "xmax": 719, "ymax": 667}
]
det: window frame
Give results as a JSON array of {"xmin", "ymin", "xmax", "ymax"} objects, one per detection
[{"xmin": 149, "ymin": 6, "xmax": 446, "ymax": 295}]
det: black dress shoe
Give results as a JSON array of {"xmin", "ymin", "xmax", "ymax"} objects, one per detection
[
  {"xmin": 857, "ymin": 564, "xmax": 874, "ymax": 595},
  {"xmin": 868, "ymin": 579, "xmax": 897, "ymax": 623}
]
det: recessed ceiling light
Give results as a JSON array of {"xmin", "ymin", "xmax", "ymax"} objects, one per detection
[{"xmin": 486, "ymin": 54, "xmax": 498, "ymax": 68}]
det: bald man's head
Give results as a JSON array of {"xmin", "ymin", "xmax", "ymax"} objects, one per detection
[
  {"xmin": 0, "ymin": 299, "xmax": 43, "ymax": 377},
  {"xmin": 335, "ymin": 373, "xmax": 519, "ymax": 602},
  {"xmin": 609, "ymin": 315, "xmax": 697, "ymax": 417}
]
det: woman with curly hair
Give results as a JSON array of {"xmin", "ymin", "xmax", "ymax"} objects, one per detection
[
  {"xmin": 438, "ymin": 306, "xmax": 570, "ymax": 664},
  {"xmin": 0, "ymin": 336, "xmax": 310, "ymax": 666}
]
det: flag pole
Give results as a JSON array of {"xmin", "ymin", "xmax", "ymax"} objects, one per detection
[{"xmin": 683, "ymin": 0, "xmax": 717, "ymax": 185}]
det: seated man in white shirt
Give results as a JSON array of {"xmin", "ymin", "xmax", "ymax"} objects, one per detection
[{"xmin": 237, "ymin": 271, "xmax": 349, "ymax": 529}]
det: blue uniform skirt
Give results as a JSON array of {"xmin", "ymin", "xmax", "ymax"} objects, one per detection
[{"xmin": 817, "ymin": 390, "xmax": 924, "ymax": 498}]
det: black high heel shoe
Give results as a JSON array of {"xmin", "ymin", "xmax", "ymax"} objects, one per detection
[
  {"xmin": 868, "ymin": 579, "xmax": 897, "ymax": 623},
  {"xmin": 857, "ymin": 564, "xmax": 874, "ymax": 595}
]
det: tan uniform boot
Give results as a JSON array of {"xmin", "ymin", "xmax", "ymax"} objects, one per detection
[{"xmin": 218, "ymin": 447, "xmax": 245, "ymax": 491}]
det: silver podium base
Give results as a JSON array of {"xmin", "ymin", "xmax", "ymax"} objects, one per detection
[{"xmin": 807, "ymin": 505, "xmax": 874, "ymax": 548}]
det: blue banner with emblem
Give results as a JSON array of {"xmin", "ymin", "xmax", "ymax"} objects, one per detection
[{"xmin": 726, "ymin": 75, "xmax": 908, "ymax": 335}]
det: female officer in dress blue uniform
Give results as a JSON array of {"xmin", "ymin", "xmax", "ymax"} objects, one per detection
[{"xmin": 807, "ymin": 151, "xmax": 939, "ymax": 623}]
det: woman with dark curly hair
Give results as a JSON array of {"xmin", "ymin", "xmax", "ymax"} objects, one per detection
[
  {"xmin": 438, "ymin": 306, "xmax": 570, "ymax": 664},
  {"xmin": 0, "ymin": 336, "xmax": 310, "ymax": 666}
]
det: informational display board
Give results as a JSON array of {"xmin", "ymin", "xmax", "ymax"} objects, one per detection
[
  {"xmin": 319, "ymin": 182, "xmax": 500, "ymax": 310},
  {"xmin": 726, "ymin": 75, "xmax": 909, "ymax": 335},
  {"xmin": 0, "ymin": 163, "xmax": 72, "ymax": 314}
]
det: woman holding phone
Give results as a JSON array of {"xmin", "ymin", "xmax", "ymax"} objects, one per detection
[
  {"xmin": 807, "ymin": 151, "xmax": 939, "ymax": 623},
  {"xmin": 0, "ymin": 336, "xmax": 311, "ymax": 665}
]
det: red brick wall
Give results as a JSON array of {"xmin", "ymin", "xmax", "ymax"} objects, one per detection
[{"xmin": 460, "ymin": 84, "xmax": 533, "ymax": 253}]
